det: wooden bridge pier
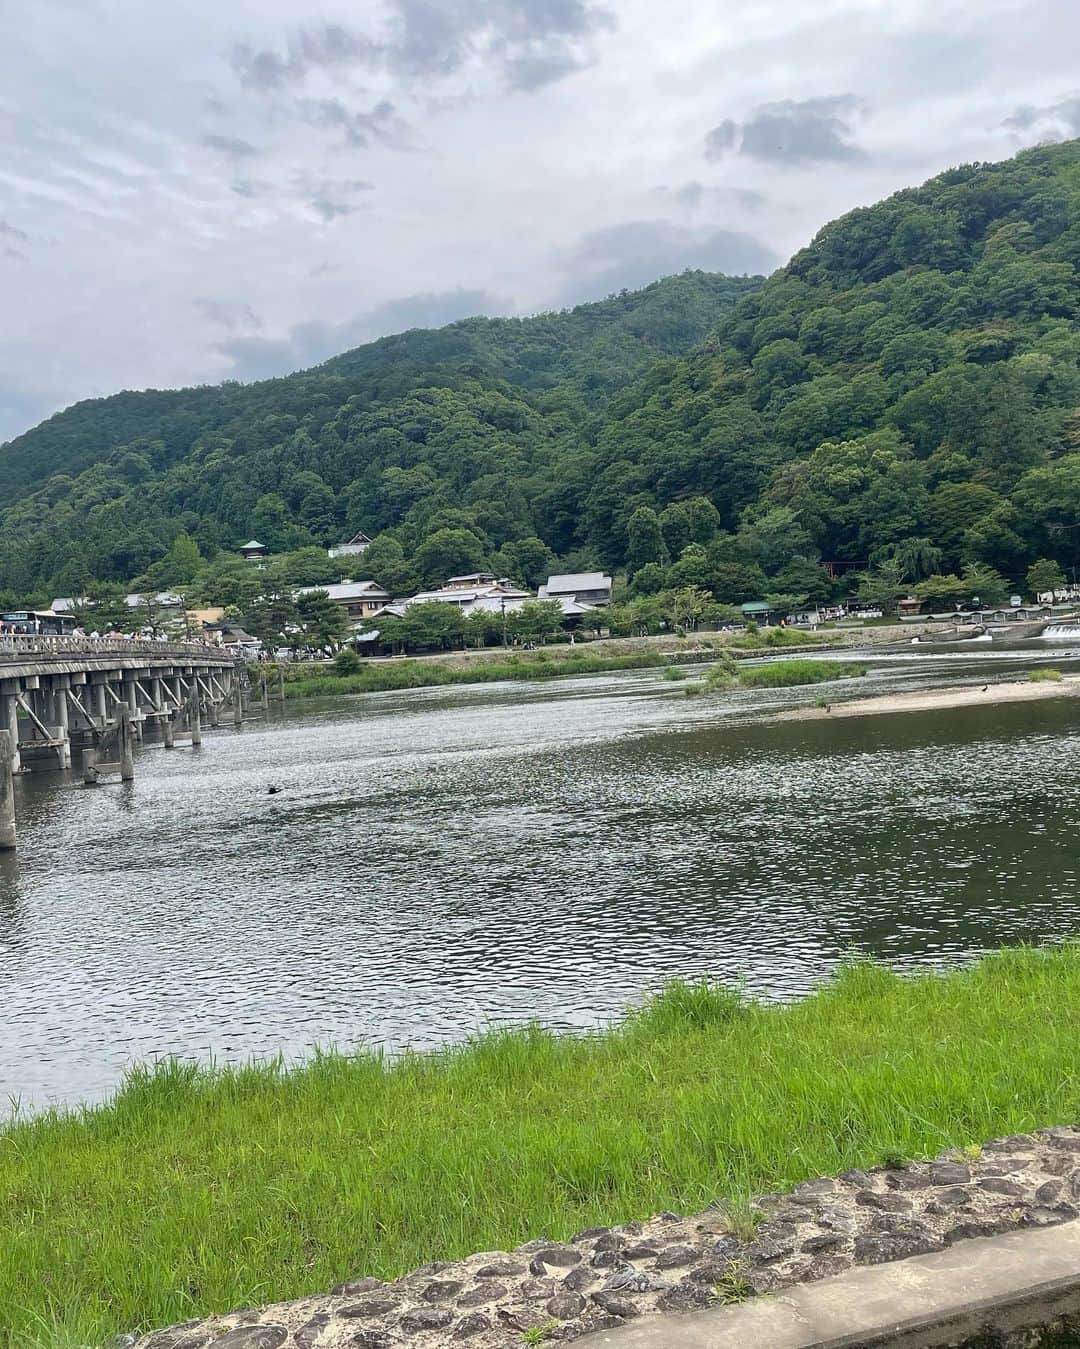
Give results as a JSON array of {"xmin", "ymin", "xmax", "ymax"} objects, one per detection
[{"xmin": 0, "ymin": 636, "xmax": 240, "ymax": 849}]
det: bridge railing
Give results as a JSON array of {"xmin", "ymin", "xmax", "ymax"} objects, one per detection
[{"xmin": 0, "ymin": 634, "xmax": 237, "ymax": 662}]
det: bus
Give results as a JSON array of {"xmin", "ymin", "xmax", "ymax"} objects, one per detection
[{"xmin": 0, "ymin": 611, "xmax": 78, "ymax": 636}]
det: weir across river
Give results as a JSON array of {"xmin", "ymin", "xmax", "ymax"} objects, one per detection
[{"xmin": 0, "ymin": 636, "xmax": 243, "ymax": 850}]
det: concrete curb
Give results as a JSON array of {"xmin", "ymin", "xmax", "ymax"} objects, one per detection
[{"xmin": 581, "ymin": 1220, "xmax": 1080, "ymax": 1346}]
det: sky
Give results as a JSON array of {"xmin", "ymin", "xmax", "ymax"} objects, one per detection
[{"xmin": 3, "ymin": 0, "xmax": 1080, "ymax": 443}]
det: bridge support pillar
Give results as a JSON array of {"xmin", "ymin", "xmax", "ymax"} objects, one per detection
[
  {"xmin": 52, "ymin": 683, "xmax": 71, "ymax": 770},
  {"xmin": 91, "ymin": 681, "xmax": 108, "ymax": 727},
  {"xmin": 124, "ymin": 679, "xmax": 142, "ymax": 741},
  {"xmin": 0, "ymin": 730, "xmax": 15, "ymax": 850},
  {"xmin": 119, "ymin": 707, "xmax": 135, "ymax": 782},
  {"xmin": 189, "ymin": 680, "xmax": 202, "ymax": 747},
  {"xmin": 1, "ymin": 693, "xmax": 20, "ymax": 775}
]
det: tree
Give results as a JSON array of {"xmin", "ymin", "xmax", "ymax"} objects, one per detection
[
  {"xmin": 710, "ymin": 561, "xmax": 768, "ymax": 604},
  {"xmin": 883, "ymin": 537, "xmax": 942, "ymax": 582},
  {"xmin": 243, "ymin": 592, "xmax": 300, "ymax": 647},
  {"xmin": 75, "ymin": 586, "xmax": 133, "ymax": 634},
  {"xmin": 391, "ymin": 601, "xmax": 468, "ymax": 651},
  {"xmin": 295, "ymin": 589, "xmax": 350, "ymax": 649},
  {"xmin": 855, "ymin": 559, "xmax": 907, "ymax": 611},
  {"xmin": 685, "ymin": 496, "xmax": 723, "ymax": 545},
  {"xmin": 629, "ymin": 562, "xmax": 667, "ymax": 595},
  {"xmin": 1027, "ymin": 558, "xmax": 1067, "ymax": 599},
  {"xmin": 355, "ymin": 535, "xmax": 421, "ymax": 597},
  {"xmin": 250, "ymin": 493, "xmax": 297, "ymax": 554},
  {"xmin": 499, "ymin": 536, "xmax": 555, "ymax": 589},
  {"xmin": 154, "ymin": 532, "xmax": 202, "ymax": 585},
  {"xmin": 298, "ymin": 481, "xmax": 339, "ymax": 542},
  {"xmin": 412, "ymin": 529, "xmax": 487, "ymax": 588},
  {"xmin": 666, "ymin": 586, "xmax": 711, "ymax": 631},
  {"xmin": 625, "ymin": 506, "xmax": 666, "ymax": 580},
  {"xmin": 961, "ymin": 562, "xmax": 1009, "ymax": 606},
  {"xmin": 508, "ymin": 599, "xmax": 565, "ymax": 644},
  {"xmin": 912, "ymin": 573, "xmax": 972, "ymax": 609},
  {"xmin": 658, "ymin": 502, "xmax": 691, "ymax": 559}
]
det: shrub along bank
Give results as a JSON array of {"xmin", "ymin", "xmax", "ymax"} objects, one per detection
[
  {"xmin": 2, "ymin": 946, "xmax": 1080, "ymax": 1346},
  {"xmin": 273, "ymin": 628, "xmax": 829, "ymax": 698}
]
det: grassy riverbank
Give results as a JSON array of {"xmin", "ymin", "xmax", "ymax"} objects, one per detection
[
  {"xmin": 4, "ymin": 947, "xmax": 1080, "ymax": 1346},
  {"xmin": 277, "ymin": 628, "xmax": 823, "ymax": 698}
]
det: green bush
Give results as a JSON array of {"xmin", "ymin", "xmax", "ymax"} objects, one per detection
[
  {"xmin": 738, "ymin": 659, "xmax": 867, "ymax": 689},
  {"xmin": 1029, "ymin": 668, "xmax": 1064, "ymax": 682},
  {"xmin": 333, "ymin": 648, "xmax": 363, "ymax": 675}
]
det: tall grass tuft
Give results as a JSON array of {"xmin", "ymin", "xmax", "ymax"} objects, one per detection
[{"xmin": 738, "ymin": 659, "xmax": 867, "ymax": 688}]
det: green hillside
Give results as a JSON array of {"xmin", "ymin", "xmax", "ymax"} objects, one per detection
[
  {"xmin": 0, "ymin": 272, "xmax": 757, "ymax": 599},
  {"xmin": 3, "ymin": 140, "xmax": 1080, "ymax": 609}
]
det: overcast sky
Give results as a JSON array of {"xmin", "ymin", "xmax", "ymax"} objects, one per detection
[{"xmin": 3, "ymin": 0, "xmax": 1080, "ymax": 443}]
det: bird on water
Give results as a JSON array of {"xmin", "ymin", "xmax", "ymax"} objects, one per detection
[{"xmin": 267, "ymin": 785, "xmax": 282, "ymax": 795}]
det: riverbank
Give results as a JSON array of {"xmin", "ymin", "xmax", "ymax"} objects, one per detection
[
  {"xmin": 276, "ymin": 626, "xmax": 876, "ymax": 698},
  {"xmin": 775, "ymin": 675, "xmax": 1080, "ymax": 721},
  {"xmin": 5, "ymin": 946, "xmax": 1080, "ymax": 1347}
]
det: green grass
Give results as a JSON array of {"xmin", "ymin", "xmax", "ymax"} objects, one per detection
[
  {"xmin": 280, "ymin": 650, "xmax": 685, "ymax": 696},
  {"xmin": 1029, "ymin": 667, "xmax": 1064, "ymax": 682},
  {"xmin": 737, "ymin": 659, "xmax": 867, "ymax": 688},
  {"xmin": 4, "ymin": 947, "xmax": 1080, "ymax": 1347},
  {"xmin": 729, "ymin": 627, "xmax": 827, "ymax": 650}
]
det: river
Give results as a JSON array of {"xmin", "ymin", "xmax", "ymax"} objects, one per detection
[{"xmin": 1, "ymin": 648, "xmax": 1078, "ymax": 1110}]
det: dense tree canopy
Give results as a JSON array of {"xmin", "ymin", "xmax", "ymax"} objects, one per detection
[{"xmin": 5, "ymin": 141, "xmax": 1080, "ymax": 611}]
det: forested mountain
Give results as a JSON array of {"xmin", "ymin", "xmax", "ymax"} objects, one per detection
[
  {"xmin": 0, "ymin": 272, "xmax": 757, "ymax": 599},
  {"xmin": 3, "ymin": 139, "xmax": 1080, "ymax": 610}
]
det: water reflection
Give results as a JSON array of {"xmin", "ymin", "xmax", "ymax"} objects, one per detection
[{"xmin": 1, "ymin": 654, "xmax": 1078, "ymax": 1109}]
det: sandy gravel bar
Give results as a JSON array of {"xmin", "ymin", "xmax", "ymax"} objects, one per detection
[{"xmin": 774, "ymin": 676, "xmax": 1080, "ymax": 722}]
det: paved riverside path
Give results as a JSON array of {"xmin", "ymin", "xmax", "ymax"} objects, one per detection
[{"xmin": 582, "ymin": 1220, "xmax": 1080, "ymax": 1346}]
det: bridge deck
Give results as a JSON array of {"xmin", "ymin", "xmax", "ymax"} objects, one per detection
[{"xmin": 0, "ymin": 637, "xmax": 238, "ymax": 679}]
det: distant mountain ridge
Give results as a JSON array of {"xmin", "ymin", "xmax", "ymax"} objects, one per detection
[
  {"xmin": 0, "ymin": 272, "xmax": 757, "ymax": 501},
  {"xmin": 3, "ymin": 140, "xmax": 1080, "ymax": 603}
]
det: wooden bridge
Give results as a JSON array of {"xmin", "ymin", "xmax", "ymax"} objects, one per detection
[{"xmin": 0, "ymin": 636, "xmax": 256, "ymax": 851}]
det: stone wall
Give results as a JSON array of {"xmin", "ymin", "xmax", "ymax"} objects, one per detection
[{"xmin": 131, "ymin": 1126, "xmax": 1080, "ymax": 1349}]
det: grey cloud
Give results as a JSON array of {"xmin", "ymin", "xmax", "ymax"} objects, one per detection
[
  {"xmin": 1004, "ymin": 93, "xmax": 1080, "ymax": 139},
  {"xmin": 310, "ymin": 198, "xmax": 359, "ymax": 221},
  {"xmin": 231, "ymin": 24, "xmax": 381, "ymax": 92},
  {"xmin": 295, "ymin": 97, "xmax": 405, "ymax": 149},
  {"xmin": 231, "ymin": 179, "xmax": 270, "ymax": 198},
  {"xmin": 3, "ymin": 248, "xmax": 28, "ymax": 263},
  {"xmin": 229, "ymin": 1, "xmax": 614, "ymax": 100},
  {"xmin": 202, "ymin": 133, "xmax": 259, "ymax": 159},
  {"xmin": 390, "ymin": 0, "xmax": 615, "ymax": 88},
  {"xmin": 558, "ymin": 220, "xmax": 778, "ymax": 304},
  {"xmin": 194, "ymin": 298, "xmax": 263, "ymax": 331},
  {"xmin": 292, "ymin": 174, "xmax": 375, "ymax": 221},
  {"xmin": 0, "ymin": 220, "xmax": 30, "ymax": 242},
  {"xmin": 707, "ymin": 96, "xmax": 867, "ymax": 165},
  {"xmin": 666, "ymin": 182, "xmax": 768, "ymax": 213},
  {"xmin": 218, "ymin": 287, "xmax": 507, "ymax": 381}
]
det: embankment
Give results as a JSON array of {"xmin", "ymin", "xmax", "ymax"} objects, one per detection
[{"xmin": 5, "ymin": 946, "xmax": 1080, "ymax": 1346}]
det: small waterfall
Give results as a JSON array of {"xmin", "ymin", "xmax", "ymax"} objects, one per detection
[{"xmin": 1041, "ymin": 623, "xmax": 1080, "ymax": 640}]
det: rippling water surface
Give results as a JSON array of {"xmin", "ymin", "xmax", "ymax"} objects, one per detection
[{"xmin": 1, "ymin": 650, "xmax": 1078, "ymax": 1108}]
